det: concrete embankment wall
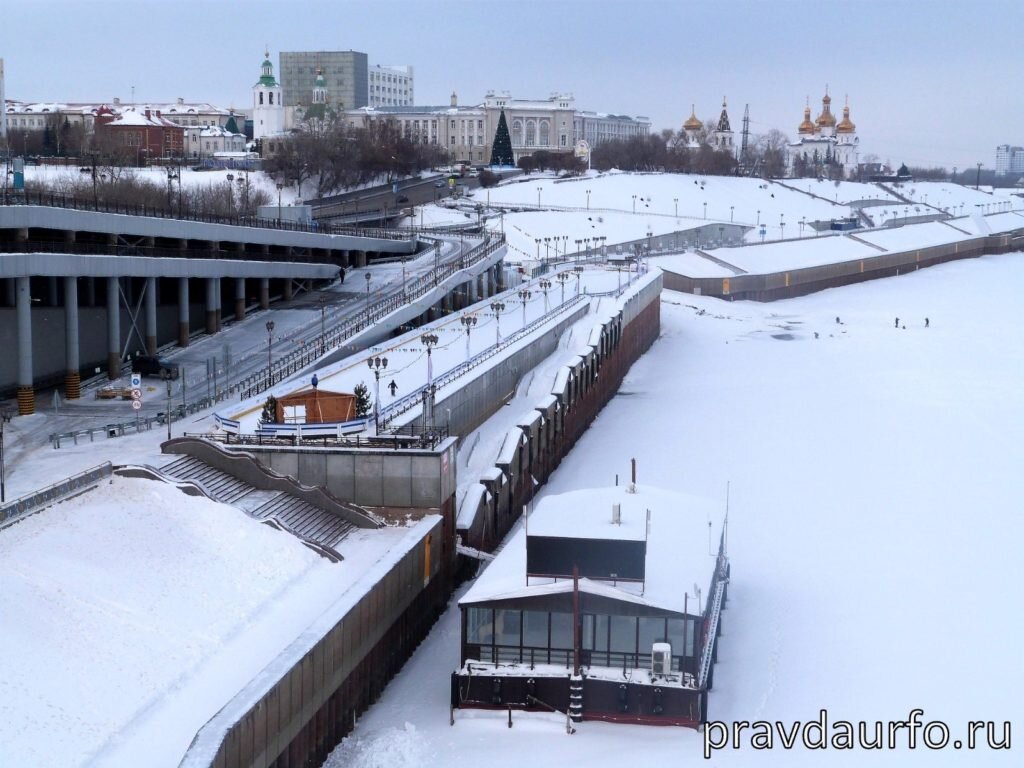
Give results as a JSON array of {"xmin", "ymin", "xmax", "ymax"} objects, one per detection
[
  {"xmin": 178, "ymin": 515, "xmax": 451, "ymax": 768},
  {"xmin": 661, "ymin": 230, "xmax": 1024, "ymax": 301},
  {"xmin": 458, "ymin": 274, "xmax": 663, "ymax": 552}
]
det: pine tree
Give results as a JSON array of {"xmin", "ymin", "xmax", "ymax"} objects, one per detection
[
  {"xmin": 490, "ymin": 109, "xmax": 514, "ymax": 167},
  {"xmin": 260, "ymin": 395, "xmax": 279, "ymax": 424},
  {"xmin": 353, "ymin": 382, "xmax": 371, "ymax": 417}
]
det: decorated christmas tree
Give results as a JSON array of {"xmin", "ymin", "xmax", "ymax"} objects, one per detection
[{"xmin": 489, "ymin": 109, "xmax": 513, "ymax": 167}]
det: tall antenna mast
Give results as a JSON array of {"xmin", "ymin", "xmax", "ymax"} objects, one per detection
[{"xmin": 740, "ymin": 104, "xmax": 751, "ymax": 170}]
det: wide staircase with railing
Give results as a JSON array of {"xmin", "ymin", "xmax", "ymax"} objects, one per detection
[{"xmin": 155, "ymin": 453, "xmax": 360, "ymax": 553}]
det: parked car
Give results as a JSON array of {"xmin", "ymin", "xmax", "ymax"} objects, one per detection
[
  {"xmin": 132, "ymin": 355, "xmax": 179, "ymax": 380},
  {"xmin": 433, "ymin": 181, "xmax": 445, "ymax": 188},
  {"xmin": 396, "ymin": 194, "xmax": 410, "ymax": 203}
]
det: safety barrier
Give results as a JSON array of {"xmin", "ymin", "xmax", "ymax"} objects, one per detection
[{"xmin": 0, "ymin": 462, "xmax": 113, "ymax": 529}]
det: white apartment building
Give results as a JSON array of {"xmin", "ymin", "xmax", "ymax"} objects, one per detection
[
  {"xmin": 995, "ymin": 145, "xmax": 1024, "ymax": 176},
  {"xmin": 368, "ymin": 65, "xmax": 414, "ymax": 107}
]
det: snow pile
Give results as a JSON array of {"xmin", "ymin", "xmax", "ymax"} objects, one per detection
[{"xmin": 0, "ymin": 475, "xmax": 327, "ymax": 767}]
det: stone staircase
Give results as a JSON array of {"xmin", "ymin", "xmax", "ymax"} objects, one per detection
[{"xmin": 159, "ymin": 454, "xmax": 356, "ymax": 552}]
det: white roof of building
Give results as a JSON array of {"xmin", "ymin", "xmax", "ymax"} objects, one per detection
[{"xmin": 460, "ymin": 484, "xmax": 724, "ymax": 615}]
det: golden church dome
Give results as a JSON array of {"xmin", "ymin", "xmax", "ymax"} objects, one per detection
[
  {"xmin": 816, "ymin": 91, "xmax": 836, "ymax": 127},
  {"xmin": 798, "ymin": 106, "xmax": 815, "ymax": 134},
  {"xmin": 836, "ymin": 105, "xmax": 856, "ymax": 134},
  {"xmin": 683, "ymin": 104, "xmax": 701, "ymax": 131}
]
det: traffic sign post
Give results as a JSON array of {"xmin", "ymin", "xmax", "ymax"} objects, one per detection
[{"xmin": 131, "ymin": 399, "xmax": 142, "ymax": 411}]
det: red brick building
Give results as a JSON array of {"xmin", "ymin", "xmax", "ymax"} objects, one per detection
[{"xmin": 94, "ymin": 106, "xmax": 185, "ymax": 162}]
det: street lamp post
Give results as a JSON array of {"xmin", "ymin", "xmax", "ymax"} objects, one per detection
[
  {"xmin": 538, "ymin": 278, "xmax": 551, "ymax": 313},
  {"xmin": 703, "ymin": 201, "xmax": 707, "ymax": 219},
  {"xmin": 518, "ymin": 288, "xmax": 532, "ymax": 325},
  {"xmin": 421, "ymin": 333, "xmax": 438, "ymax": 425},
  {"xmin": 730, "ymin": 205, "xmax": 734, "ymax": 222},
  {"xmin": 573, "ymin": 265, "xmax": 583, "ymax": 295},
  {"xmin": 674, "ymin": 197, "xmax": 678, "ymax": 218},
  {"xmin": 367, "ymin": 355, "xmax": 388, "ymax": 429},
  {"xmin": 433, "ymin": 241, "xmax": 440, "ymax": 286},
  {"xmin": 318, "ymin": 295, "xmax": 327, "ymax": 354},
  {"xmin": 401, "ymin": 254, "xmax": 407, "ymax": 299},
  {"xmin": 460, "ymin": 314, "xmax": 477, "ymax": 360},
  {"xmin": 537, "ymin": 186, "xmax": 542, "ymax": 208},
  {"xmin": 586, "ymin": 189, "xmax": 591, "ymax": 210},
  {"xmin": 265, "ymin": 320, "xmax": 275, "ymax": 386},
  {"xmin": 364, "ymin": 272, "xmax": 372, "ymax": 318},
  {"xmin": 166, "ymin": 379, "xmax": 173, "ymax": 441},
  {"xmin": 490, "ymin": 300, "xmax": 506, "ymax": 345},
  {"xmin": 632, "ymin": 194, "xmax": 637, "ymax": 214},
  {"xmin": 535, "ymin": 238, "xmax": 541, "ymax": 262},
  {"xmin": 276, "ymin": 182, "xmax": 283, "ymax": 225},
  {"xmin": 557, "ymin": 272, "xmax": 570, "ymax": 306},
  {"xmin": 544, "ymin": 237, "xmax": 551, "ymax": 265},
  {"xmin": 800, "ymin": 217, "xmax": 806, "ymax": 237},
  {"xmin": 575, "ymin": 239, "xmax": 582, "ymax": 264},
  {"xmin": 0, "ymin": 414, "xmax": 8, "ymax": 503}
]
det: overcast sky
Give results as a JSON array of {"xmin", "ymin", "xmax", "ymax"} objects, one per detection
[{"xmin": 4, "ymin": 0, "xmax": 1021, "ymax": 170}]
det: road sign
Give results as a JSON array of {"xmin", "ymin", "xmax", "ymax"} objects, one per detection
[
  {"xmin": 131, "ymin": 388, "xmax": 143, "ymax": 401},
  {"xmin": 131, "ymin": 399, "xmax": 142, "ymax": 411},
  {"xmin": 130, "ymin": 374, "xmax": 141, "ymax": 389}
]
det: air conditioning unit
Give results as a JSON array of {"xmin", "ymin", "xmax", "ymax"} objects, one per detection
[{"xmin": 651, "ymin": 642, "xmax": 671, "ymax": 677}]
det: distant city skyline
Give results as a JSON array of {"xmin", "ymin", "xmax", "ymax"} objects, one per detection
[{"xmin": 2, "ymin": 0, "xmax": 1021, "ymax": 171}]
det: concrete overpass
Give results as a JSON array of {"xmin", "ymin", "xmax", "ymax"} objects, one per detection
[{"xmin": 0, "ymin": 199, "xmax": 429, "ymax": 414}]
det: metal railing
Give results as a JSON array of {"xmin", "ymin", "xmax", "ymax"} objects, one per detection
[
  {"xmin": 190, "ymin": 428, "xmax": 448, "ymax": 451},
  {"xmin": 237, "ymin": 233, "xmax": 505, "ymax": 400},
  {"xmin": 48, "ymin": 391, "xmax": 234, "ymax": 449},
  {"xmin": 0, "ymin": 462, "xmax": 113, "ymax": 528},
  {"xmin": 1, "ymin": 190, "xmax": 414, "ymax": 242}
]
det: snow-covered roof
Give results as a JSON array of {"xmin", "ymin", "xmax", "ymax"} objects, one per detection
[{"xmin": 461, "ymin": 484, "xmax": 724, "ymax": 615}]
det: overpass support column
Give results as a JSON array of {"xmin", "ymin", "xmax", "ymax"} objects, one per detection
[
  {"xmin": 145, "ymin": 277, "xmax": 158, "ymax": 356},
  {"xmin": 178, "ymin": 278, "xmax": 190, "ymax": 347},
  {"xmin": 235, "ymin": 278, "xmax": 246, "ymax": 321},
  {"xmin": 496, "ymin": 265, "xmax": 506, "ymax": 292},
  {"xmin": 85, "ymin": 277, "xmax": 96, "ymax": 307},
  {"xmin": 259, "ymin": 278, "xmax": 269, "ymax": 309},
  {"xmin": 48, "ymin": 276, "xmax": 59, "ymax": 306},
  {"xmin": 16, "ymin": 277, "xmax": 35, "ymax": 415},
  {"xmin": 106, "ymin": 277, "xmax": 121, "ymax": 380},
  {"xmin": 205, "ymin": 278, "xmax": 218, "ymax": 335},
  {"xmin": 4, "ymin": 278, "xmax": 14, "ymax": 307},
  {"xmin": 64, "ymin": 276, "xmax": 81, "ymax": 400},
  {"xmin": 283, "ymin": 279, "xmax": 293, "ymax": 301},
  {"xmin": 215, "ymin": 278, "xmax": 223, "ymax": 332}
]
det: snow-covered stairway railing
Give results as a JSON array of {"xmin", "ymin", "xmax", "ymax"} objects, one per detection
[
  {"xmin": 0, "ymin": 462, "xmax": 113, "ymax": 530},
  {"xmin": 697, "ymin": 577, "xmax": 728, "ymax": 690}
]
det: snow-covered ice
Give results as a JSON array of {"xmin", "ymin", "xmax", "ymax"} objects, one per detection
[{"xmin": 327, "ymin": 251, "xmax": 1024, "ymax": 767}]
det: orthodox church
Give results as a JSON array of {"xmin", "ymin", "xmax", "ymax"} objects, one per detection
[
  {"xmin": 252, "ymin": 52, "xmax": 285, "ymax": 140},
  {"xmin": 786, "ymin": 91, "xmax": 859, "ymax": 178},
  {"xmin": 680, "ymin": 99, "xmax": 734, "ymax": 152}
]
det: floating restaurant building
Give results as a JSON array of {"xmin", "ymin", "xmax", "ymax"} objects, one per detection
[{"xmin": 452, "ymin": 481, "xmax": 729, "ymax": 726}]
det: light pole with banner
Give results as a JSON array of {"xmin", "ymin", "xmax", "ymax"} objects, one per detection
[
  {"xmin": 367, "ymin": 357, "xmax": 387, "ymax": 429},
  {"xmin": 490, "ymin": 300, "xmax": 506, "ymax": 345}
]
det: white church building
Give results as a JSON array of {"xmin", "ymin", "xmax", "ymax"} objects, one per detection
[{"xmin": 786, "ymin": 91, "xmax": 859, "ymax": 178}]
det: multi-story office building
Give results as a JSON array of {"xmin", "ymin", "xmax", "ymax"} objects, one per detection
[
  {"xmin": 279, "ymin": 50, "xmax": 368, "ymax": 110},
  {"xmin": 368, "ymin": 65, "xmax": 414, "ymax": 107},
  {"xmin": 995, "ymin": 145, "xmax": 1024, "ymax": 176}
]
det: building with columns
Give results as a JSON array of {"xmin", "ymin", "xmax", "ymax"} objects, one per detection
[
  {"xmin": 787, "ymin": 91, "xmax": 860, "ymax": 178},
  {"xmin": 343, "ymin": 90, "xmax": 649, "ymax": 166}
]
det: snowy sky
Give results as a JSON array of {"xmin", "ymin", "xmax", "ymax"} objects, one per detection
[{"xmin": 3, "ymin": 0, "xmax": 1021, "ymax": 171}]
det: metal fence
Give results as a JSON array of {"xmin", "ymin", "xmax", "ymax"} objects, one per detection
[
  {"xmin": 48, "ymin": 391, "xmax": 233, "ymax": 448},
  {"xmin": 1, "ymin": 190, "xmax": 414, "ymax": 242},
  {"xmin": 0, "ymin": 462, "xmax": 113, "ymax": 528},
  {"xmin": 237, "ymin": 234, "xmax": 505, "ymax": 401}
]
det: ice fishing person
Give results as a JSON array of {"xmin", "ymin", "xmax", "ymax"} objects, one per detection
[
  {"xmin": 895, "ymin": 317, "xmax": 899, "ymax": 328},
  {"xmin": 925, "ymin": 317, "xmax": 930, "ymax": 328}
]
